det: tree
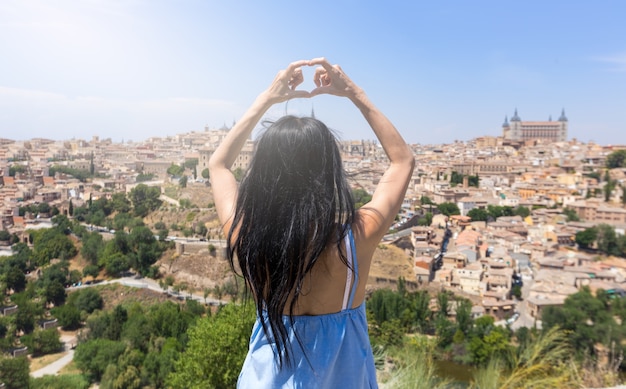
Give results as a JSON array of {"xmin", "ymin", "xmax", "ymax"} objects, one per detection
[
  {"xmin": 4, "ymin": 266, "xmax": 26, "ymax": 292},
  {"xmin": 232, "ymin": 167, "xmax": 245, "ymax": 182},
  {"xmin": 167, "ymin": 303, "xmax": 255, "ymax": 389},
  {"xmin": 606, "ymin": 150, "xmax": 626, "ymax": 168},
  {"xmin": 467, "ymin": 315, "xmax": 511, "ymax": 366},
  {"xmin": 437, "ymin": 202, "xmax": 460, "ymax": 216},
  {"xmin": 45, "ymin": 280, "xmax": 67, "ymax": 305},
  {"xmin": 70, "ymin": 288, "xmax": 104, "ymax": 313},
  {"xmin": 201, "ymin": 168, "xmax": 210, "ymax": 179},
  {"xmin": 32, "ymin": 227, "xmax": 77, "ymax": 265},
  {"xmin": 596, "ymin": 224, "xmax": 619, "ymax": 256},
  {"xmin": 31, "ymin": 374, "xmax": 90, "ymax": 389},
  {"xmin": 82, "ymin": 264, "xmax": 100, "ymax": 279},
  {"xmin": 513, "ymin": 206, "xmax": 530, "ymax": 218},
  {"xmin": 129, "ymin": 184, "xmax": 162, "ymax": 218},
  {"xmin": 31, "ymin": 328, "xmax": 63, "ymax": 356},
  {"xmin": 420, "ymin": 195, "xmax": 434, "ymax": 205},
  {"xmin": 81, "ymin": 232, "xmax": 104, "ymax": 265},
  {"xmin": 575, "ymin": 227, "xmax": 597, "ymax": 249},
  {"xmin": 0, "ymin": 229, "xmax": 11, "ymax": 241},
  {"xmin": 467, "ymin": 208, "xmax": 488, "ymax": 222},
  {"xmin": 541, "ymin": 287, "xmax": 611, "ymax": 358},
  {"xmin": 127, "ymin": 226, "xmax": 161, "ymax": 275},
  {"xmin": 104, "ymin": 252, "xmax": 130, "ymax": 277},
  {"xmin": 351, "ymin": 188, "xmax": 372, "ymax": 208},
  {"xmin": 562, "ymin": 207, "xmax": 580, "ymax": 222},
  {"xmin": 110, "ymin": 192, "xmax": 132, "ymax": 213},
  {"xmin": 179, "ymin": 175, "xmax": 188, "ymax": 188},
  {"xmin": 418, "ymin": 212, "xmax": 433, "ymax": 226},
  {"xmin": 167, "ymin": 163, "xmax": 185, "ymax": 177},
  {"xmin": 74, "ymin": 339, "xmax": 127, "ymax": 382},
  {"xmin": 53, "ymin": 304, "xmax": 82, "ymax": 330},
  {"xmin": 0, "ymin": 356, "xmax": 30, "ymax": 389}
]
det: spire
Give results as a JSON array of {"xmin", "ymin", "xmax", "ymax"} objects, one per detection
[
  {"xmin": 502, "ymin": 115, "xmax": 509, "ymax": 127},
  {"xmin": 511, "ymin": 108, "xmax": 521, "ymax": 122},
  {"xmin": 311, "ymin": 105, "xmax": 316, "ymax": 119},
  {"xmin": 549, "ymin": 115, "xmax": 552, "ymax": 121},
  {"xmin": 558, "ymin": 108, "xmax": 568, "ymax": 122}
]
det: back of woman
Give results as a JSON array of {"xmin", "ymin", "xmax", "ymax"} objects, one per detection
[{"xmin": 209, "ymin": 58, "xmax": 415, "ymax": 388}]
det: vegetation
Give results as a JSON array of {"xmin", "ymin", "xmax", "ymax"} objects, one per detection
[
  {"xmin": 353, "ymin": 188, "xmax": 373, "ymax": 208},
  {"xmin": 450, "ymin": 171, "xmax": 479, "ymax": 187},
  {"xmin": 606, "ymin": 149, "xmax": 626, "ymax": 169},
  {"xmin": 437, "ymin": 202, "xmax": 460, "ymax": 216},
  {"xmin": 575, "ymin": 223, "xmax": 626, "ymax": 257},
  {"xmin": 168, "ymin": 303, "xmax": 255, "ymax": 388},
  {"xmin": 49, "ymin": 165, "xmax": 97, "ymax": 182}
]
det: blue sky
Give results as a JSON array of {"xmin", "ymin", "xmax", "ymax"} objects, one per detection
[{"xmin": 1, "ymin": 1, "xmax": 625, "ymax": 145}]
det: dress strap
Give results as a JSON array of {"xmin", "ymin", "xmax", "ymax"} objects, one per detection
[{"xmin": 342, "ymin": 228, "xmax": 359, "ymax": 311}]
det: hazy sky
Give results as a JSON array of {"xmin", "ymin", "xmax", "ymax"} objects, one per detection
[{"xmin": 1, "ymin": 1, "xmax": 625, "ymax": 145}]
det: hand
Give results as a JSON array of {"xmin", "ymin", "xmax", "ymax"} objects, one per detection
[
  {"xmin": 309, "ymin": 57, "xmax": 362, "ymax": 99},
  {"xmin": 262, "ymin": 60, "xmax": 311, "ymax": 104}
]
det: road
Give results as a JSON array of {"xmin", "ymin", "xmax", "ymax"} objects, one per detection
[
  {"xmin": 510, "ymin": 271, "xmax": 539, "ymax": 330},
  {"xmin": 30, "ymin": 334, "xmax": 77, "ymax": 378}
]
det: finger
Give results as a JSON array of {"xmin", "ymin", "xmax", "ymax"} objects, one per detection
[
  {"xmin": 309, "ymin": 57, "xmax": 334, "ymax": 72},
  {"xmin": 313, "ymin": 66, "xmax": 326, "ymax": 87},
  {"xmin": 285, "ymin": 60, "xmax": 310, "ymax": 74}
]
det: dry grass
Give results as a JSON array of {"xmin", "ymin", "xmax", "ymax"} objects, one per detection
[{"xmin": 29, "ymin": 351, "xmax": 68, "ymax": 372}]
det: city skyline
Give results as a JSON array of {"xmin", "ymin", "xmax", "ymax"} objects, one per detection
[{"xmin": 1, "ymin": 1, "xmax": 625, "ymax": 145}]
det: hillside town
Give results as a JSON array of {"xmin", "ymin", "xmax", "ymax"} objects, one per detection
[{"xmin": 2, "ymin": 109, "xmax": 626, "ymax": 335}]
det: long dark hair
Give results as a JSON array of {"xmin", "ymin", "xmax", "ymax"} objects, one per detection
[{"xmin": 227, "ymin": 115, "xmax": 355, "ymax": 367}]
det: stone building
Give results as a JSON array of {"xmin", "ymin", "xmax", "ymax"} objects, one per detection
[{"xmin": 502, "ymin": 109, "xmax": 568, "ymax": 143}]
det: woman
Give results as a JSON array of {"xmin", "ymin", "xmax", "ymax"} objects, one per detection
[{"xmin": 209, "ymin": 58, "xmax": 415, "ymax": 388}]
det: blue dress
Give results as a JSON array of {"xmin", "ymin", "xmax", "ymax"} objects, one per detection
[{"xmin": 237, "ymin": 229, "xmax": 378, "ymax": 388}]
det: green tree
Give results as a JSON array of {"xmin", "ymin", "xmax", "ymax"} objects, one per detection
[
  {"xmin": 0, "ymin": 229, "xmax": 11, "ymax": 241},
  {"xmin": 53, "ymin": 304, "xmax": 82, "ymax": 330},
  {"xmin": 31, "ymin": 374, "xmax": 90, "ymax": 389},
  {"xmin": 470, "ymin": 327, "xmax": 581, "ymax": 389},
  {"xmin": 110, "ymin": 192, "xmax": 132, "ymax": 213},
  {"xmin": 127, "ymin": 226, "xmax": 161, "ymax": 275},
  {"xmin": 232, "ymin": 167, "xmax": 245, "ymax": 182},
  {"xmin": 596, "ymin": 223, "xmax": 619, "ymax": 256},
  {"xmin": 167, "ymin": 163, "xmax": 185, "ymax": 177},
  {"xmin": 467, "ymin": 315, "xmax": 511, "ymax": 366},
  {"xmin": 70, "ymin": 288, "xmax": 104, "ymax": 313},
  {"xmin": 437, "ymin": 202, "xmax": 460, "ymax": 216},
  {"xmin": 104, "ymin": 252, "xmax": 130, "ymax": 277},
  {"xmin": 0, "ymin": 356, "xmax": 30, "ymax": 389},
  {"xmin": 167, "ymin": 303, "xmax": 255, "ymax": 389},
  {"xmin": 45, "ymin": 280, "xmax": 67, "ymax": 306},
  {"xmin": 606, "ymin": 150, "xmax": 626, "ymax": 168},
  {"xmin": 575, "ymin": 227, "xmax": 597, "ymax": 249},
  {"xmin": 541, "ymin": 287, "xmax": 611, "ymax": 358},
  {"xmin": 32, "ymin": 227, "xmax": 77, "ymax": 265},
  {"xmin": 418, "ymin": 212, "xmax": 433, "ymax": 226},
  {"xmin": 514, "ymin": 206, "xmax": 530, "ymax": 218},
  {"xmin": 467, "ymin": 208, "xmax": 488, "ymax": 222},
  {"xmin": 179, "ymin": 175, "xmax": 188, "ymax": 188},
  {"xmin": 562, "ymin": 207, "xmax": 580, "ymax": 222},
  {"xmin": 201, "ymin": 168, "xmax": 210, "ymax": 179},
  {"xmin": 31, "ymin": 328, "xmax": 63, "ymax": 356},
  {"xmin": 81, "ymin": 232, "xmax": 104, "ymax": 265},
  {"xmin": 129, "ymin": 184, "xmax": 162, "ymax": 218},
  {"xmin": 74, "ymin": 339, "xmax": 127, "ymax": 382}
]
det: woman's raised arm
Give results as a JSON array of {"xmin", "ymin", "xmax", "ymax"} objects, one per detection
[
  {"xmin": 208, "ymin": 60, "xmax": 311, "ymax": 233},
  {"xmin": 309, "ymin": 58, "xmax": 415, "ymax": 251}
]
